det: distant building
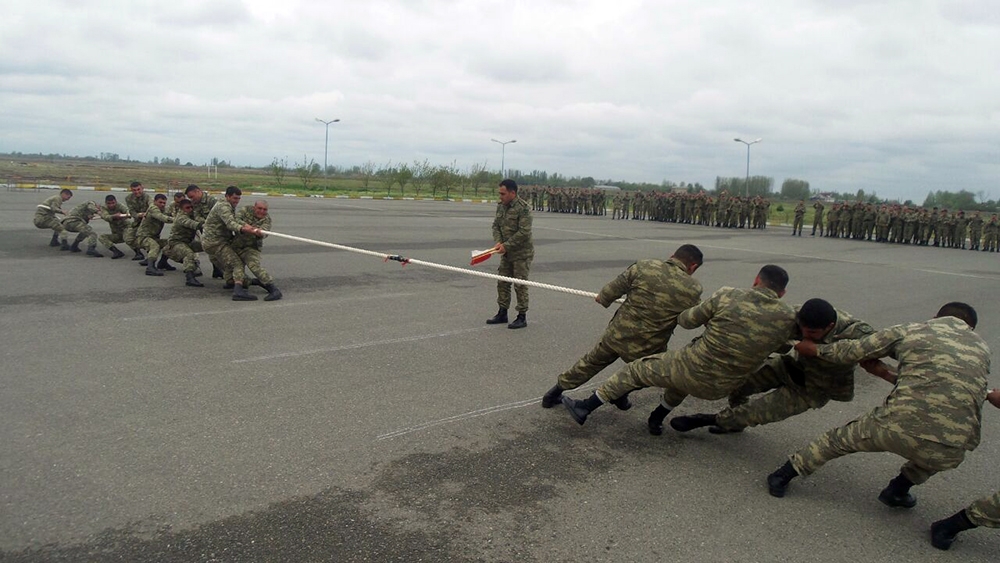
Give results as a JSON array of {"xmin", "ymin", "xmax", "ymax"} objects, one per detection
[
  {"xmin": 811, "ymin": 192, "xmax": 836, "ymax": 202},
  {"xmin": 594, "ymin": 185, "xmax": 621, "ymax": 191}
]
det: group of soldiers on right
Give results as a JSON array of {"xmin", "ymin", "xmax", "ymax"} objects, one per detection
[
  {"xmin": 538, "ymin": 245, "xmax": 998, "ymax": 551},
  {"xmin": 793, "ymin": 199, "xmax": 1000, "ymax": 250}
]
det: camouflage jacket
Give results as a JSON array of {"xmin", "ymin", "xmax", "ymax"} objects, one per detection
[
  {"xmin": 492, "ymin": 197, "xmax": 533, "ymax": 260},
  {"xmin": 815, "ymin": 316, "xmax": 990, "ymax": 450},
  {"xmin": 137, "ymin": 205, "xmax": 174, "ymax": 238},
  {"xmin": 63, "ymin": 201, "xmax": 100, "ymax": 224},
  {"xmin": 168, "ymin": 210, "xmax": 202, "ymax": 245},
  {"xmin": 597, "ymin": 258, "xmax": 703, "ymax": 362},
  {"xmin": 35, "ymin": 194, "xmax": 66, "ymax": 219},
  {"xmin": 231, "ymin": 206, "xmax": 271, "ymax": 251},
  {"xmin": 99, "ymin": 203, "xmax": 131, "ymax": 234},
  {"xmin": 202, "ymin": 201, "xmax": 245, "ymax": 247},
  {"xmin": 125, "ymin": 192, "xmax": 151, "ymax": 222},
  {"xmin": 191, "ymin": 194, "xmax": 220, "ymax": 222},
  {"xmin": 785, "ymin": 307, "xmax": 874, "ymax": 401},
  {"xmin": 794, "ymin": 203, "xmax": 806, "ymax": 218},
  {"xmin": 678, "ymin": 286, "xmax": 797, "ymax": 380}
]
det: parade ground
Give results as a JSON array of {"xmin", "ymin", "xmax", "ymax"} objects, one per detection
[{"xmin": 0, "ymin": 189, "xmax": 997, "ymax": 562}]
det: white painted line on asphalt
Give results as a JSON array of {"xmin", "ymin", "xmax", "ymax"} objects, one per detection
[
  {"xmin": 121, "ymin": 292, "xmax": 417, "ymax": 321},
  {"xmin": 376, "ymin": 383, "xmax": 599, "ymax": 441},
  {"xmin": 234, "ymin": 325, "xmax": 492, "ymax": 363}
]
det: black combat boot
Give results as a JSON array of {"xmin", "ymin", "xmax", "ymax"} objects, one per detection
[
  {"xmin": 222, "ymin": 279, "xmax": 235, "ymax": 290},
  {"xmin": 507, "ymin": 312, "xmax": 527, "ymax": 329},
  {"xmin": 708, "ymin": 425, "xmax": 744, "ymax": 434},
  {"xmin": 647, "ymin": 404, "xmax": 672, "ymax": 435},
  {"xmin": 185, "ymin": 272, "xmax": 204, "ymax": 287},
  {"xmin": 85, "ymin": 245, "xmax": 103, "ymax": 258},
  {"xmin": 232, "ymin": 283, "xmax": 258, "ymax": 301},
  {"xmin": 609, "ymin": 392, "xmax": 632, "ymax": 411},
  {"xmin": 669, "ymin": 413, "xmax": 717, "ymax": 432},
  {"xmin": 562, "ymin": 393, "xmax": 603, "ymax": 425},
  {"xmin": 263, "ymin": 283, "xmax": 283, "ymax": 301},
  {"xmin": 192, "ymin": 267, "xmax": 203, "ymax": 277},
  {"xmin": 766, "ymin": 461, "xmax": 799, "ymax": 497},
  {"xmin": 138, "ymin": 259, "xmax": 148, "ymax": 266},
  {"xmin": 60, "ymin": 239, "xmax": 71, "ymax": 251},
  {"xmin": 69, "ymin": 240, "xmax": 82, "ymax": 253},
  {"xmin": 132, "ymin": 250, "xmax": 145, "ymax": 261},
  {"xmin": 930, "ymin": 510, "xmax": 977, "ymax": 550},
  {"xmin": 49, "ymin": 232, "xmax": 60, "ymax": 247},
  {"xmin": 109, "ymin": 246, "xmax": 125, "ymax": 259},
  {"xmin": 157, "ymin": 255, "xmax": 176, "ymax": 271},
  {"xmin": 145, "ymin": 261, "xmax": 163, "ymax": 276},
  {"xmin": 486, "ymin": 308, "xmax": 508, "ymax": 325},
  {"xmin": 878, "ymin": 473, "xmax": 917, "ymax": 508},
  {"xmin": 212, "ymin": 265, "xmax": 224, "ymax": 279},
  {"xmin": 541, "ymin": 385, "xmax": 563, "ymax": 408}
]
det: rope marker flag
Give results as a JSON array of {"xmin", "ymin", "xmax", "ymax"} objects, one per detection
[
  {"xmin": 470, "ymin": 248, "xmax": 500, "ymax": 266},
  {"xmin": 260, "ymin": 230, "xmax": 610, "ymax": 301}
]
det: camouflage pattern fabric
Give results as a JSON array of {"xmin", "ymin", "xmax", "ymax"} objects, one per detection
[
  {"xmin": 166, "ymin": 209, "xmax": 205, "ymax": 273},
  {"xmin": 596, "ymin": 286, "xmax": 796, "ymax": 406},
  {"xmin": 715, "ymin": 308, "xmax": 874, "ymax": 430},
  {"xmin": 136, "ymin": 205, "xmax": 174, "ymax": 262},
  {"xmin": 98, "ymin": 203, "xmax": 130, "ymax": 247},
  {"xmin": 61, "ymin": 201, "xmax": 101, "ymax": 246},
  {"xmin": 124, "ymin": 192, "xmax": 151, "ymax": 251},
  {"xmin": 33, "ymin": 194, "xmax": 66, "ymax": 233},
  {"xmin": 966, "ymin": 491, "xmax": 1000, "ymax": 528},
  {"xmin": 492, "ymin": 196, "xmax": 533, "ymax": 313},
  {"xmin": 557, "ymin": 258, "xmax": 703, "ymax": 390},
  {"xmin": 201, "ymin": 201, "xmax": 244, "ymax": 247},
  {"xmin": 227, "ymin": 207, "xmax": 273, "ymax": 284},
  {"xmin": 787, "ymin": 315, "xmax": 990, "ymax": 483}
]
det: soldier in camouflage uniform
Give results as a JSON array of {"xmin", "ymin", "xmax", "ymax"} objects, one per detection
[
  {"xmin": 202, "ymin": 186, "xmax": 265, "ymax": 301},
  {"xmin": 485, "ymin": 179, "xmax": 534, "ymax": 329},
  {"xmin": 33, "ymin": 189, "xmax": 73, "ymax": 248},
  {"xmin": 967, "ymin": 211, "xmax": 983, "ymax": 251},
  {"xmin": 541, "ymin": 245, "xmax": 704, "ymax": 409},
  {"xmin": 123, "ymin": 181, "xmax": 152, "ymax": 261},
  {"xmin": 767, "ymin": 302, "xmax": 991, "ymax": 512},
  {"xmin": 61, "ymin": 200, "xmax": 105, "ymax": 257},
  {"xmin": 953, "ymin": 210, "xmax": 968, "ymax": 249},
  {"xmin": 230, "ymin": 200, "xmax": 282, "ymax": 301},
  {"xmin": 165, "ymin": 198, "xmax": 205, "ymax": 287},
  {"xmin": 791, "ymin": 200, "xmax": 805, "ymax": 236},
  {"xmin": 810, "ymin": 201, "xmax": 824, "ymax": 236},
  {"xmin": 98, "ymin": 195, "xmax": 131, "ymax": 259},
  {"xmin": 563, "ymin": 265, "xmax": 797, "ymax": 435},
  {"xmin": 670, "ymin": 299, "xmax": 873, "ymax": 434},
  {"xmin": 163, "ymin": 192, "xmax": 185, "ymax": 217},
  {"xmin": 983, "ymin": 213, "xmax": 999, "ymax": 252},
  {"xmin": 136, "ymin": 194, "xmax": 175, "ymax": 275}
]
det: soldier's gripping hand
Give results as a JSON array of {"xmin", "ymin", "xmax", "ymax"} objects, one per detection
[
  {"xmin": 860, "ymin": 358, "xmax": 897, "ymax": 384},
  {"xmin": 987, "ymin": 389, "xmax": 1000, "ymax": 409},
  {"xmin": 793, "ymin": 339, "xmax": 818, "ymax": 358}
]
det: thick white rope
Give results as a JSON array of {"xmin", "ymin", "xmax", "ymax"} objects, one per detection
[{"xmin": 261, "ymin": 230, "xmax": 601, "ymax": 300}]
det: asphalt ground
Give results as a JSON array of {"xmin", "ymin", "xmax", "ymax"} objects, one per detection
[{"xmin": 0, "ymin": 189, "xmax": 998, "ymax": 563}]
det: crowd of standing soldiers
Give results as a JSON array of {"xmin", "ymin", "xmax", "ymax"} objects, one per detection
[
  {"xmin": 811, "ymin": 200, "xmax": 1000, "ymax": 251},
  {"xmin": 521, "ymin": 186, "xmax": 772, "ymax": 229}
]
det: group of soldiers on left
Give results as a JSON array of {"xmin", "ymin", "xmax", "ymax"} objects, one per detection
[{"xmin": 31, "ymin": 182, "xmax": 283, "ymax": 301}]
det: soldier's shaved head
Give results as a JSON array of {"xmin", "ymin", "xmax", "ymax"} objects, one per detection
[
  {"xmin": 798, "ymin": 298, "xmax": 836, "ymax": 329},
  {"xmin": 937, "ymin": 302, "xmax": 977, "ymax": 329},
  {"xmin": 673, "ymin": 244, "xmax": 703, "ymax": 268},
  {"xmin": 757, "ymin": 265, "xmax": 789, "ymax": 293}
]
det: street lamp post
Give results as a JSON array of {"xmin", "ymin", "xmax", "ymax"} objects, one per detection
[
  {"xmin": 315, "ymin": 118, "xmax": 341, "ymax": 176},
  {"xmin": 491, "ymin": 138, "xmax": 516, "ymax": 178},
  {"xmin": 733, "ymin": 137, "xmax": 762, "ymax": 197}
]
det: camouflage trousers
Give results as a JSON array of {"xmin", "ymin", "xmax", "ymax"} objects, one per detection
[
  {"xmin": 62, "ymin": 218, "xmax": 97, "ymax": 247},
  {"xmin": 714, "ymin": 359, "xmax": 834, "ymax": 431},
  {"xmin": 99, "ymin": 231, "xmax": 125, "ymax": 249},
  {"xmin": 811, "ymin": 217, "xmax": 823, "ymax": 235},
  {"xmin": 496, "ymin": 255, "xmax": 531, "ymax": 313},
  {"xmin": 966, "ymin": 491, "xmax": 1000, "ymax": 528},
  {"xmin": 204, "ymin": 241, "xmax": 245, "ymax": 283},
  {"xmin": 124, "ymin": 223, "xmax": 141, "ymax": 251},
  {"xmin": 792, "ymin": 216, "xmax": 804, "ymax": 233},
  {"xmin": 138, "ymin": 236, "xmax": 167, "ymax": 262},
  {"xmin": 789, "ymin": 409, "xmax": 966, "ymax": 485},
  {"xmin": 596, "ymin": 349, "xmax": 739, "ymax": 408},
  {"xmin": 226, "ymin": 247, "xmax": 274, "ymax": 285},
  {"xmin": 557, "ymin": 340, "xmax": 622, "ymax": 390},
  {"xmin": 33, "ymin": 214, "xmax": 65, "ymax": 234},
  {"xmin": 166, "ymin": 240, "xmax": 203, "ymax": 273}
]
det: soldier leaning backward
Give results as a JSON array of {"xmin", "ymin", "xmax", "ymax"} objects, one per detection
[
  {"xmin": 540, "ymin": 244, "xmax": 705, "ymax": 410},
  {"xmin": 767, "ymin": 302, "xmax": 992, "ymax": 512},
  {"xmin": 561, "ymin": 265, "xmax": 797, "ymax": 436}
]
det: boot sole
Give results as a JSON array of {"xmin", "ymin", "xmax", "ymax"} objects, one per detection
[{"xmin": 561, "ymin": 396, "xmax": 587, "ymax": 425}]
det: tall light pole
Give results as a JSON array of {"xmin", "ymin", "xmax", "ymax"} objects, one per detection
[
  {"xmin": 734, "ymin": 137, "xmax": 762, "ymax": 197},
  {"xmin": 491, "ymin": 138, "xmax": 516, "ymax": 178},
  {"xmin": 315, "ymin": 118, "xmax": 340, "ymax": 176}
]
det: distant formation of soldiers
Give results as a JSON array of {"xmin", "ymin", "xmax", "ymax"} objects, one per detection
[
  {"xmin": 32, "ymin": 182, "xmax": 283, "ymax": 301},
  {"xmin": 815, "ymin": 200, "xmax": 999, "ymax": 251},
  {"xmin": 521, "ymin": 186, "xmax": 772, "ymax": 229}
]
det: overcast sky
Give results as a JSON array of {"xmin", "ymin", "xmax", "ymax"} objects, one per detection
[{"xmin": 3, "ymin": 0, "xmax": 999, "ymax": 201}]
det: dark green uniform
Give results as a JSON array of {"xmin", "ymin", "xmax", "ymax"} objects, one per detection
[
  {"xmin": 492, "ymin": 196, "xmax": 534, "ymax": 313},
  {"xmin": 229, "ymin": 206, "xmax": 275, "ymax": 285}
]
